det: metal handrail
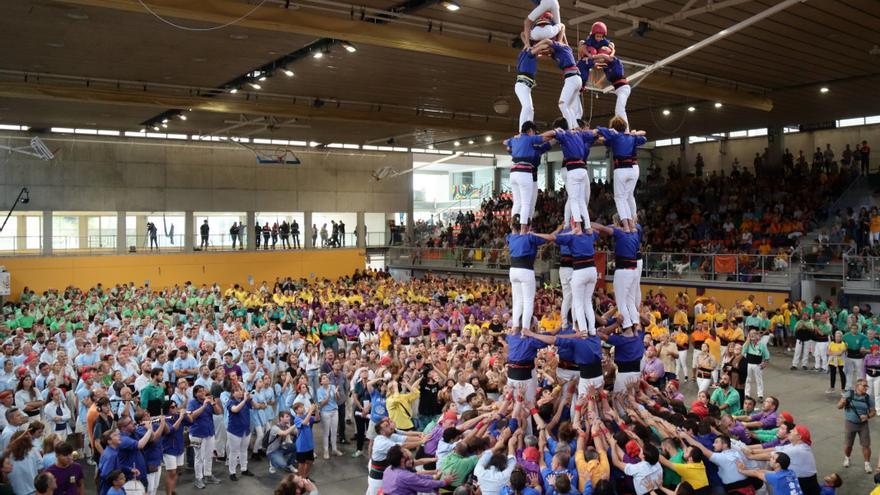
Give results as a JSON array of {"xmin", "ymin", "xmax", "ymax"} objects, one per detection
[
  {"xmin": 386, "ymin": 247, "xmax": 795, "ymax": 286},
  {"xmin": 842, "ymin": 254, "xmax": 880, "ymax": 290}
]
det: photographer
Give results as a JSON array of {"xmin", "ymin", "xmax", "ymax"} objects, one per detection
[
  {"xmin": 838, "ymin": 378, "xmax": 875, "ymax": 473},
  {"xmin": 147, "ymin": 222, "xmax": 158, "ymax": 250}
]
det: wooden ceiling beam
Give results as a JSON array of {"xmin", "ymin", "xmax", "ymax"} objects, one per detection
[
  {"xmin": 0, "ymin": 82, "xmax": 515, "ymax": 133},
  {"xmin": 56, "ymin": 0, "xmax": 772, "ymax": 111}
]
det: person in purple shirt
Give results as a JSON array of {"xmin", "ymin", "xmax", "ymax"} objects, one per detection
[
  {"xmin": 382, "ymin": 445, "xmax": 454, "ymax": 495},
  {"xmin": 734, "ymin": 396, "xmax": 780, "ymax": 430},
  {"xmin": 428, "ymin": 311, "xmax": 449, "ymax": 341}
]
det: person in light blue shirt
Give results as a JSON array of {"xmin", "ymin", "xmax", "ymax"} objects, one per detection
[
  {"xmin": 293, "ymin": 401, "xmax": 318, "ymax": 478},
  {"xmin": 172, "ymin": 347, "xmax": 198, "ymax": 382},
  {"xmin": 249, "ymin": 378, "xmax": 270, "ymax": 461},
  {"xmin": 316, "ymin": 374, "xmax": 341, "ymax": 459},
  {"xmin": 74, "ymin": 343, "xmax": 99, "ymax": 373},
  {"xmin": 737, "ymin": 451, "xmax": 803, "ymax": 495}
]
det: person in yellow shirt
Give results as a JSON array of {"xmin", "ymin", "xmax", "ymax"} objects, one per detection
[
  {"xmin": 649, "ymin": 321, "xmax": 669, "ymax": 343},
  {"xmin": 575, "ymin": 425, "xmax": 610, "ymax": 491},
  {"xmin": 463, "ymin": 315, "xmax": 482, "ymax": 339},
  {"xmin": 658, "ymin": 446, "xmax": 709, "ymax": 491},
  {"xmin": 672, "ymin": 307, "xmax": 689, "ymax": 332},
  {"xmin": 540, "ymin": 309, "xmax": 562, "ymax": 333},
  {"xmin": 386, "ymin": 377, "xmax": 420, "ymax": 430},
  {"xmin": 705, "ymin": 329, "xmax": 722, "ymax": 382}
]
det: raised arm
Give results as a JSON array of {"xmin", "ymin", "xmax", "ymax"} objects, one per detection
[{"xmin": 591, "ymin": 223, "xmax": 614, "ymax": 236}]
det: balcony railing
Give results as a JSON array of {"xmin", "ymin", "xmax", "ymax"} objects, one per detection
[
  {"xmin": 842, "ymin": 254, "xmax": 880, "ymax": 290},
  {"xmin": 387, "ymin": 247, "xmax": 795, "ymax": 287}
]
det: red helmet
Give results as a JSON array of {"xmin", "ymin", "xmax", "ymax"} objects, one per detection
[{"xmin": 591, "ymin": 21, "xmax": 608, "ymax": 36}]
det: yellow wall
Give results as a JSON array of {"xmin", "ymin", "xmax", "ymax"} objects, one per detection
[
  {"xmin": 607, "ymin": 282, "xmax": 790, "ymax": 310},
  {"xmin": 0, "ymin": 249, "xmax": 365, "ymax": 298}
]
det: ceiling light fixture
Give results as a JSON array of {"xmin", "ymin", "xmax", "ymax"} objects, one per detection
[
  {"xmin": 178, "ymin": 114, "xmax": 187, "ymax": 121},
  {"xmin": 341, "ymin": 41, "xmax": 357, "ymax": 53},
  {"xmin": 714, "ymin": 102, "xmax": 723, "ymax": 108},
  {"xmin": 248, "ymin": 82, "xmax": 262, "ymax": 90},
  {"xmin": 662, "ymin": 109, "xmax": 670, "ymax": 116},
  {"xmin": 313, "ymin": 51, "xmax": 324, "ymax": 59},
  {"xmin": 485, "ymin": 136, "xmax": 492, "ymax": 142},
  {"xmin": 161, "ymin": 119, "xmax": 169, "ymax": 124},
  {"xmin": 468, "ymin": 139, "xmax": 474, "ymax": 145},
  {"xmin": 282, "ymin": 67, "xmax": 294, "ymax": 77},
  {"xmin": 229, "ymin": 87, "xmax": 239, "ymax": 94},
  {"xmin": 441, "ymin": 1, "xmax": 461, "ymax": 11},
  {"xmin": 65, "ymin": 11, "xmax": 89, "ymax": 20},
  {"xmin": 161, "ymin": 123, "xmax": 168, "ymax": 129},
  {"xmin": 687, "ymin": 106, "xmax": 696, "ymax": 112},
  {"xmin": 427, "ymin": 144, "xmax": 434, "ymax": 150},
  {"xmin": 454, "ymin": 141, "xmax": 460, "ymax": 147},
  {"xmin": 152, "ymin": 125, "xmax": 160, "ymax": 131},
  {"xmin": 258, "ymin": 75, "xmax": 267, "ymax": 82},
  {"xmin": 820, "ymin": 86, "xmax": 829, "ymax": 94}
]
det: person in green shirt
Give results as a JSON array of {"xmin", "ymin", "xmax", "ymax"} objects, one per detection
[
  {"xmin": 660, "ymin": 438, "xmax": 684, "ymax": 487},
  {"xmin": 16, "ymin": 309, "xmax": 35, "ymax": 331},
  {"xmin": 140, "ymin": 369, "xmax": 166, "ymax": 413},
  {"xmin": 438, "ymin": 443, "xmax": 481, "ymax": 491},
  {"xmin": 320, "ymin": 316, "xmax": 339, "ymax": 353},
  {"xmin": 843, "ymin": 324, "xmax": 868, "ymax": 390},
  {"xmin": 710, "ymin": 374, "xmax": 742, "ymax": 416}
]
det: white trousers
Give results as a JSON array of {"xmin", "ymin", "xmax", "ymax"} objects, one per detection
[
  {"xmin": 227, "ymin": 431, "xmax": 250, "ymax": 474},
  {"xmin": 868, "ymin": 375, "xmax": 880, "ymax": 413},
  {"xmin": 530, "ymin": 180, "xmax": 539, "ymax": 220},
  {"xmin": 559, "ymin": 76, "xmax": 584, "ymax": 130},
  {"xmin": 510, "ymin": 267, "xmax": 537, "ymax": 329},
  {"xmin": 559, "ymin": 266, "xmax": 573, "ymax": 326},
  {"xmin": 613, "ymin": 166, "xmax": 639, "ymax": 221},
  {"xmin": 571, "ymin": 267, "xmax": 598, "ymax": 335},
  {"xmin": 146, "ymin": 468, "xmax": 162, "ymax": 495},
  {"xmin": 510, "ymin": 171, "xmax": 535, "ymax": 225},
  {"xmin": 251, "ymin": 424, "xmax": 265, "ymax": 453},
  {"xmin": 614, "ymin": 371, "xmax": 640, "ymax": 393},
  {"xmin": 745, "ymin": 363, "xmax": 764, "ymax": 398},
  {"xmin": 212, "ymin": 414, "xmax": 226, "ymax": 456},
  {"xmin": 528, "ymin": 0, "xmax": 560, "ymax": 21},
  {"xmin": 192, "ymin": 435, "xmax": 215, "ymax": 481},
  {"xmin": 565, "ymin": 168, "xmax": 590, "ymax": 225},
  {"xmin": 321, "ymin": 409, "xmax": 339, "ymax": 454},
  {"xmin": 614, "ymin": 85, "xmax": 632, "ymax": 127},
  {"xmin": 515, "ymin": 82, "xmax": 534, "ymax": 131},
  {"xmin": 563, "ymin": 169, "xmax": 590, "ymax": 227},
  {"xmin": 632, "ymin": 259, "xmax": 643, "ymax": 321},
  {"xmin": 366, "ymin": 477, "xmax": 383, "ymax": 495},
  {"xmin": 508, "ymin": 374, "xmax": 537, "ymax": 403},
  {"xmin": 676, "ymin": 348, "xmax": 689, "ymax": 378},
  {"xmin": 696, "ymin": 377, "xmax": 712, "ymax": 394},
  {"xmin": 578, "ymin": 375, "xmax": 605, "ymax": 397},
  {"xmin": 791, "ymin": 340, "xmax": 814, "ymax": 368},
  {"xmin": 530, "ymin": 23, "xmax": 561, "ymax": 41},
  {"xmin": 813, "ymin": 341, "xmax": 829, "ymax": 371},
  {"xmin": 846, "ymin": 358, "xmax": 864, "ymax": 391},
  {"xmin": 614, "ymin": 268, "xmax": 639, "ymax": 328}
]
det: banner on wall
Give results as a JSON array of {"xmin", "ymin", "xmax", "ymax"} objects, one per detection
[
  {"xmin": 714, "ymin": 255, "xmax": 737, "ymax": 274},
  {"xmin": 452, "ymin": 184, "xmax": 481, "ymax": 200},
  {"xmin": 0, "ymin": 272, "xmax": 10, "ymax": 296},
  {"xmin": 595, "ymin": 252, "xmax": 607, "ymax": 289}
]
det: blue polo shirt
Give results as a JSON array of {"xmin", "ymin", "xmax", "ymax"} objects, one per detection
[
  {"xmin": 226, "ymin": 398, "xmax": 252, "ymax": 437},
  {"xmin": 294, "ymin": 414, "xmax": 314, "ymax": 452},
  {"xmin": 187, "ymin": 398, "xmax": 214, "ymax": 438}
]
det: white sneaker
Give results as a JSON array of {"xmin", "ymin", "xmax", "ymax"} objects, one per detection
[
  {"xmin": 269, "ymin": 465, "xmax": 276, "ymax": 474},
  {"xmin": 866, "ymin": 461, "xmax": 873, "ymax": 474},
  {"xmin": 323, "ymin": 452, "xmax": 330, "ymax": 460},
  {"xmin": 843, "ymin": 456, "xmax": 850, "ymax": 468}
]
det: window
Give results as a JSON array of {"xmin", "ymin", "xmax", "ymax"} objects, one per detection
[
  {"xmin": 728, "ymin": 130, "xmax": 747, "ymax": 138},
  {"xmin": 52, "ymin": 216, "xmax": 80, "ymax": 250},
  {"xmin": 25, "ymin": 217, "xmax": 41, "ymax": 250},
  {"xmin": 689, "ymin": 136, "xmax": 707, "ymax": 143},
  {"xmin": 837, "ymin": 117, "xmax": 865, "ymax": 128},
  {"xmin": 747, "ymin": 128, "xmax": 767, "ymax": 137},
  {"xmin": 865, "ymin": 115, "xmax": 880, "ymax": 125},
  {"xmin": 86, "ymin": 216, "xmax": 117, "ymax": 249}
]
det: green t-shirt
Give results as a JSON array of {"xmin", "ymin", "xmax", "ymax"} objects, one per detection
[
  {"xmin": 843, "ymin": 332, "xmax": 868, "ymax": 353},
  {"xmin": 16, "ymin": 315, "xmax": 35, "ymax": 330},
  {"xmin": 140, "ymin": 382, "xmax": 166, "ymax": 410},
  {"xmin": 439, "ymin": 452, "xmax": 480, "ymax": 487},
  {"xmin": 710, "ymin": 387, "xmax": 741, "ymax": 416},
  {"xmin": 663, "ymin": 450, "xmax": 684, "ymax": 486}
]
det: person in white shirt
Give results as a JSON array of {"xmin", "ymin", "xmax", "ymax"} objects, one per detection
[
  {"xmin": 42, "ymin": 387, "xmax": 71, "ymax": 440},
  {"xmin": 133, "ymin": 362, "xmax": 152, "ymax": 393},
  {"xmin": 474, "ymin": 429, "xmax": 518, "ymax": 495},
  {"xmin": 609, "ymin": 440, "xmax": 662, "ymax": 495},
  {"xmin": 450, "ymin": 371, "xmax": 475, "ymax": 411}
]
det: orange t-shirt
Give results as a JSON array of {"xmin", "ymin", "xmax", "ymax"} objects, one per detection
[{"xmin": 86, "ymin": 403, "xmax": 99, "ymax": 447}]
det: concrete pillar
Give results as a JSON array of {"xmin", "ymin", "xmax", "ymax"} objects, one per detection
[
  {"xmin": 767, "ymin": 126, "xmax": 784, "ymax": 172},
  {"xmin": 405, "ymin": 206, "xmax": 414, "ymax": 244},
  {"xmin": 116, "ymin": 211, "xmax": 126, "ymax": 254},
  {"xmin": 493, "ymin": 166, "xmax": 502, "ymax": 195},
  {"xmin": 78, "ymin": 215, "xmax": 88, "ymax": 250},
  {"xmin": 41, "ymin": 211, "xmax": 52, "ymax": 256},
  {"xmin": 386, "ymin": 213, "xmax": 394, "ymax": 247},
  {"xmin": 356, "ymin": 211, "xmax": 365, "ymax": 248},
  {"xmin": 304, "ymin": 211, "xmax": 313, "ymax": 249},
  {"xmin": 135, "ymin": 215, "xmax": 147, "ymax": 250},
  {"xmin": 15, "ymin": 216, "xmax": 25, "ymax": 253},
  {"xmin": 246, "ymin": 211, "xmax": 256, "ymax": 251},
  {"xmin": 544, "ymin": 161, "xmax": 554, "ymax": 192},
  {"xmin": 184, "ymin": 211, "xmax": 194, "ymax": 251}
]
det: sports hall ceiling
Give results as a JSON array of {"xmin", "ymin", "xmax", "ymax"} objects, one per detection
[{"xmin": 1, "ymin": 0, "xmax": 880, "ymax": 151}]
